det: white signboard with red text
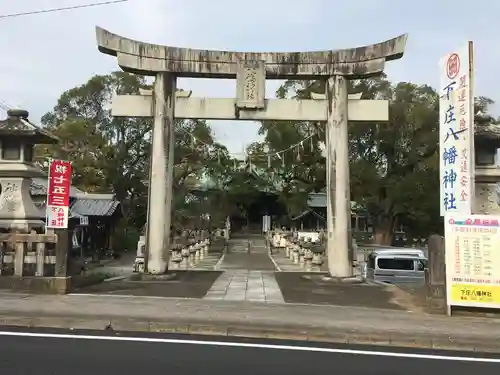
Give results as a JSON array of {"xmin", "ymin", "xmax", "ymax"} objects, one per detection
[
  {"xmin": 45, "ymin": 159, "xmax": 72, "ymax": 229},
  {"xmin": 445, "ymin": 215, "xmax": 500, "ymax": 309},
  {"xmin": 439, "ymin": 42, "xmax": 475, "ymax": 216}
]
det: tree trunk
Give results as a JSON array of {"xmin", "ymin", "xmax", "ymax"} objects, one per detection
[{"xmin": 374, "ymin": 215, "xmax": 395, "ymax": 245}]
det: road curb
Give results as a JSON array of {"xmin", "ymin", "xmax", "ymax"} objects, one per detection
[{"xmin": 0, "ymin": 314, "xmax": 497, "ymax": 353}]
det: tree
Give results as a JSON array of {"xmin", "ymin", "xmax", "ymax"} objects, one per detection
[
  {"xmin": 245, "ymin": 82, "xmax": 327, "ymax": 219},
  {"xmin": 347, "ymin": 79, "xmax": 441, "ymax": 244},
  {"xmin": 257, "ymin": 77, "xmax": 442, "ymax": 244},
  {"xmin": 38, "ymin": 72, "xmax": 229, "ymax": 236},
  {"xmin": 35, "ymin": 118, "xmax": 107, "ymax": 191},
  {"xmin": 349, "ymin": 85, "xmax": 498, "ymax": 243},
  {"xmin": 171, "ymin": 118, "xmax": 231, "ymax": 227},
  {"xmin": 264, "ymin": 77, "xmax": 499, "ymax": 244}
]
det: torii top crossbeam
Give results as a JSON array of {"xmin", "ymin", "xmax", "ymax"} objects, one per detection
[{"xmin": 96, "ymin": 27, "xmax": 407, "ymax": 79}]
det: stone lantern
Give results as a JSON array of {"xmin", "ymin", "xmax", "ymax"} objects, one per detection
[
  {"xmin": 0, "ymin": 109, "xmax": 58, "ymax": 231},
  {"xmin": 473, "ymin": 112, "xmax": 500, "ymax": 215}
]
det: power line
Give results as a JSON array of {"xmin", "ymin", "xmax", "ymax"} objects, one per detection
[{"xmin": 0, "ymin": 0, "xmax": 129, "ymax": 19}]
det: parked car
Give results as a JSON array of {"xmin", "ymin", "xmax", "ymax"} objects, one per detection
[{"xmin": 362, "ymin": 248, "xmax": 427, "ymax": 286}]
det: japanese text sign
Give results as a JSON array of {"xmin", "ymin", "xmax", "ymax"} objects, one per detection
[
  {"xmin": 46, "ymin": 159, "xmax": 72, "ymax": 229},
  {"xmin": 47, "ymin": 159, "xmax": 72, "ymax": 207},
  {"xmin": 46, "ymin": 206, "xmax": 69, "ymax": 229},
  {"xmin": 445, "ymin": 215, "xmax": 500, "ymax": 309},
  {"xmin": 439, "ymin": 42, "xmax": 475, "ymax": 216}
]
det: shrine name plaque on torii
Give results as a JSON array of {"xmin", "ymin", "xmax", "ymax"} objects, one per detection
[{"xmin": 95, "ymin": 26, "xmax": 407, "ymax": 277}]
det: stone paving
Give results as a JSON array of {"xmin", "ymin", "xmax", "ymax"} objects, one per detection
[
  {"xmin": 204, "ymin": 270, "xmax": 285, "ymax": 303},
  {"xmin": 219, "ymin": 238, "xmax": 275, "ymax": 271},
  {"xmin": 203, "ymin": 236, "xmax": 285, "ymax": 303},
  {"xmin": 191, "ymin": 249, "xmax": 225, "ymax": 271}
]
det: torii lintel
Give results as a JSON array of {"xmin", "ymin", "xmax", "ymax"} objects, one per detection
[{"xmin": 96, "ymin": 26, "xmax": 407, "ymax": 79}]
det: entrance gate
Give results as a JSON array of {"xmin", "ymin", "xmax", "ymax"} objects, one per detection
[{"xmin": 95, "ymin": 26, "xmax": 407, "ymax": 277}]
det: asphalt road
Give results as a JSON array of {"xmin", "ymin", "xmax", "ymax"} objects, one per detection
[{"xmin": 0, "ymin": 328, "xmax": 498, "ymax": 374}]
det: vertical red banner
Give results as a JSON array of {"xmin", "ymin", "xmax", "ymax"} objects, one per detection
[{"xmin": 46, "ymin": 159, "xmax": 72, "ymax": 229}]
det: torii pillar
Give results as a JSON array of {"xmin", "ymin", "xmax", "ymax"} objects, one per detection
[{"xmin": 95, "ymin": 26, "xmax": 407, "ymax": 277}]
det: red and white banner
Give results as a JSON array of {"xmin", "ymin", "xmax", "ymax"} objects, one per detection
[
  {"xmin": 439, "ymin": 42, "xmax": 475, "ymax": 216},
  {"xmin": 46, "ymin": 159, "xmax": 72, "ymax": 229}
]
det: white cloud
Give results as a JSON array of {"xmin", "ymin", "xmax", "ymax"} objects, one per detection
[{"xmin": 1, "ymin": 0, "xmax": 500, "ymax": 154}]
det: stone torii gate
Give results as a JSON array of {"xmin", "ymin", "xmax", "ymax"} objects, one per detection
[{"xmin": 95, "ymin": 26, "xmax": 407, "ymax": 277}]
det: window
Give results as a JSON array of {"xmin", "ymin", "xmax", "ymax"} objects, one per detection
[
  {"xmin": 351, "ymin": 217, "xmax": 356, "ymax": 230},
  {"xmin": 377, "ymin": 257, "xmax": 414, "ymax": 271},
  {"xmin": 417, "ymin": 259, "xmax": 427, "ymax": 271},
  {"xmin": 475, "ymin": 148, "xmax": 495, "ymax": 166},
  {"xmin": 2, "ymin": 141, "xmax": 21, "ymax": 160},
  {"xmin": 367, "ymin": 254, "xmax": 376, "ymax": 269},
  {"xmin": 24, "ymin": 145, "xmax": 33, "ymax": 162},
  {"xmin": 358, "ymin": 217, "xmax": 368, "ymax": 232}
]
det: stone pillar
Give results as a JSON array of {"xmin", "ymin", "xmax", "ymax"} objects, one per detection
[
  {"xmin": 145, "ymin": 73, "xmax": 176, "ymax": 274},
  {"xmin": 325, "ymin": 76, "xmax": 352, "ymax": 278},
  {"xmin": 426, "ymin": 234, "xmax": 447, "ymax": 314},
  {"xmin": 473, "ymin": 136, "xmax": 500, "ymax": 215},
  {"xmin": 163, "ymin": 75, "xmax": 176, "ymax": 270},
  {"xmin": 325, "ymin": 78, "xmax": 337, "ymax": 276},
  {"xmin": 55, "ymin": 229, "xmax": 70, "ymax": 277}
]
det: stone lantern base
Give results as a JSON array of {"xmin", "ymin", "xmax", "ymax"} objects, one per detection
[
  {"xmin": 473, "ymin": 166, "xmax": 500, "ymax": 215},
  {"xmin": 0, "ymin": 219, "xmax": 45, "ymax": 233},
  {"xmin": 0, "ymin": 177, "xmax": 45, "ymax": 233}
]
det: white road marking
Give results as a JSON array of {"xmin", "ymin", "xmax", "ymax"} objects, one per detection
[
  {"xmin": 213, "ymin": 252, "xmax": 225, "ymax": 270},
  {"xmin": 0, "ymin": 330, "xmax": 497, "ymax": 363},
  {"xmin": 268, "ymin": 250, "xmax": 282, "ymax": 272},
  {"xmin": 67, "ymin": 293, "xmax": 190, "ymax": 299}
]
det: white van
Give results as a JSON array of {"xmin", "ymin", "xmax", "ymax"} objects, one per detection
[{"xmin": 363, "ymin": 248, "xmax": 428, "ymax": 285}]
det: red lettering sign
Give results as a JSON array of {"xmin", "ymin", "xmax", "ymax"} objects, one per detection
[
  {"xmin": 460, "ymin": 176, "xmax": 468, "ymax": 188},
  {"xmin": 459, "ymin": 118, "xmax": 467, "ymax": 130},
  {"xmin": 459, "ymin": 103, "xmax": 467, "ymax": 116},
  {"xmin": 460, "ymin": 190, "xmax": 468, "ymax": 202},
  {"xmin": 447, "ymin": 54, "xmax": 460, "ymax": 79},
  {"xmin": 47, "ymin": 160, "xmax": 72, "ymax": 207},
  {"xmin": 457, "ymin": 89, "xmax": 466, "ymax": 102},
  {"xmin": 459, "ymin": 75, "xmax": 467, "ymax": 88}
]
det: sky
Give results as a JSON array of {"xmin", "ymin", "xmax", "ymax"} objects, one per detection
[{"xmin": 0, "ymin": 0, "xmax": 499, "ymax": 156}]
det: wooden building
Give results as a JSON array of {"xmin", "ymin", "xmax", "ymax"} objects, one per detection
[
  {"xmin": 30, "ymin": 177, "xmax": 122, "ymax": 257},
  {"xmin": 292, "ymin": 192, "xmax": 372, "ymax": 235}
]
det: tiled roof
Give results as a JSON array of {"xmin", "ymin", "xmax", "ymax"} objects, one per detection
[
  {"xmin": 0, "ymin": 109, "xmax": 58, "ymax": 143},
  {"xmin": 307, "ymin": 193, "xmax": 327, "ymax": 208},
  {"xmin": 291, "ymin": 209, "xmax": 325, "ymax": 221},
  {"xmin": 34, "ymin": 201, "xmax": 84, "ymax": 219},
  {"xmin": 71, "ymin": 194, "xmax": 120, "ymax": 217},
  {"xmin": 306, "ymin": 192, "xmax": 366, "ymax": 213},
  {"xmin": 30, "ymin": 177, "xmax": 85, "ymax": 197},
  {"xmin": 33, "ymin": 192, "xmax": 120, "ymax": 218}
]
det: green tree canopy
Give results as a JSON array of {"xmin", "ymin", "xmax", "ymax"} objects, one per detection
[
  {"xmin": 256, "ymin": 76, "xmax": 499, "ymax": 243},
  {"xmin": 37, "ymin": 72, "xmax": 229, "ymax": 232}
]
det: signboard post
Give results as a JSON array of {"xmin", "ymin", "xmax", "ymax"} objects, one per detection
[
  {"xmin": 445, "ymin": 215, "xmax": 500, "ymax": 310},
  {"xmin": 439, "ymin": 42, "xmax": 475, "ymax": 216},
  {"xmin": 45, "ymin": 159, "xmax": 72, "ymax": 229}
]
